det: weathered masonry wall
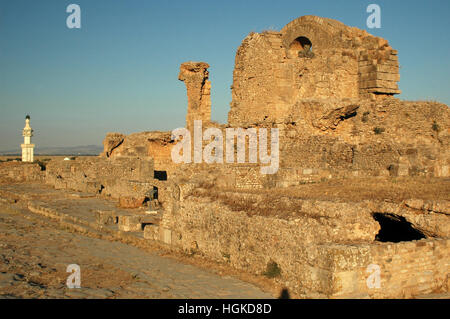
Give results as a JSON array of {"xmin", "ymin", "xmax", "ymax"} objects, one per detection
[
  {"xmin": 178, "ymin": 62, "xmax": 212, "ymax": 131},
  {"xmin": 150, "ymin": 195, "xmax": 449, "ymax": 298},
  {"xmin": 329, "ymin": 239, "xmax": 449, "ymax": 298},
  {"xmin": 0, "ymin": 162, "xmax": 45, "ymax": 182},
  {"xmin": 358, "ymin": 49, "xmax": 400, "ymax": 96},
  {"xmin": 45, "ymin": 157, "xmax": 155, "ymax": 198},
  {"xmin": 149, "ymin": 196, "xmax": 378, "ymax": 298},
  {"xmin": 228, "ymin": 15, "xmax": 401, "ymax": 127}
]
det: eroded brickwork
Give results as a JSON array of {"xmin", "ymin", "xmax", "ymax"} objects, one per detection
[
  {"xmin": 178, "ymin": 62, "xmax": 211, "ymax": 130},
  {"xmin": 46, "ymin": 157, "xmax": 155, "ymax": 199},
  {"xmin": 0, "ymin": 162, "xmax": 44, "ymax": 183},
  {"xmin": 229, "ymin": 16, "xmax": 401, "ymax": 126}
]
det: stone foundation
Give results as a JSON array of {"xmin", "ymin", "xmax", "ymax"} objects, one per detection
[
  {"xmin": 152, "ymin": 194, "xmax": 449, "ymax": 298},
  {"xmin": 0, "ymin": 162, "xmax": 44, "ymax": 182}
]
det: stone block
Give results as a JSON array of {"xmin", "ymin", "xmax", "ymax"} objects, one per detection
[
  {"xmin": 118, "ymin": 213, "xmax": 161, "ymax": 232},
  {"xmin": 54, "ymin": 179, "xmax": 67, "ymax": 190},
  {"xmin": 435, "ymin": 165, "xmax": 449, "ymax": 177},
  {"xmin": 398, "ymin": 164, "xmax": 409, "ymax": 176},
  {"xmin": 143, "ymin": 224, "xmax": 159, "ymax": 240},
  {"xmin": 366, "ymin": 88, "xmax": 401, "ymax": 94},
  {"xmin": 118, "ymin": 196, "xmax": 146, "ymax": 209},
  {"xmin": 358, "ymin": 65, "xmax": 376, "ymax": 73},
  {"xmin": 381, "ymin": 59, "xmax": 399, "ymax": 67},
  {"xmin": 95, "ymin": 210, "xmax": 118, "ymax": 225},
  {"xmin": 86, "ymin": 181, "xmax": 102, "ymax": 194},
  {"xmin": 161, "ymin": 228, "xmax": 172, "ymax": 245},
  {"xmin": 118, "ymin": 215, "xmax": 142, "ymax": 232},
  {"xmin": 332, "ymin": 271, "xmax": 359, "ymax": 296},
  {"xmin": 388, "ymin": 55, "xmax": 398, "ymax": 61},
  {"xmin": 375, "ymin": 64, "xmax": 399, "ymax": 73},
  {"xmin": 360, "ymin": 79, "xmax": 399, "ymax": 90}
]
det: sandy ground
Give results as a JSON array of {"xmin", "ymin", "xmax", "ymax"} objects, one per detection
[{"xmin": 0, "ymin": 203, "xmax": 273, "ymax": 299}]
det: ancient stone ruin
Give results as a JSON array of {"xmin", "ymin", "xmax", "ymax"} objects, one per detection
[
  {"xmin": 2, "ymin": 15, "xmax": 449, "ymax": 298},
  {"xmin": 229, "ymin": 15, "xmax": 401, "ymax": 126},
  {"xmin": 179, "ymin": 61, "xmax": 212, "ymax": 130}
]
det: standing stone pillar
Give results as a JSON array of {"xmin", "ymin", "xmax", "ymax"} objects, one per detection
[
  {"xmin": 178, "ymin": 62, "xmax": 211, "ymax": 131},
  {"xmin": 21, "ymin": 115, "xmax": 35, "ymax": 162}
]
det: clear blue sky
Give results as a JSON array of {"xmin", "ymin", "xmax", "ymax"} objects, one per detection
[{"xmin": 0, "ymin": 0, "xmax": 449, "ymax": 151}]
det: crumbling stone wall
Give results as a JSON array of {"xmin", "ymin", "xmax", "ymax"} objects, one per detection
[
  {"xmin": 274, "ymin": 98, "xmax": 450, "ymax": 181},
  {"xmin": 179, "ymin": 62, "xmax": 211, "ymax": 130},
  {"xmin": 358, "ymin": 49, "xmax": 400, "ymax": 97},
  {"xmin": 46, "ymin": 157, "xmax": 155, "ymax": 199},
  {"xmin": 100, "ymin": 133, "xmax": 125, "ymax": 158},
  {"xmin": 98, "ymin": 14, "xmax": 448, "ymax": 187},
  {"xmin": 100, "ymin": 131, "xmax": 176, "ymax": 173},
  {"xmin": 228, "ymin": 15, "xmax": 401, "ymax": 126},
  {"xmin": 328, "ymin": 239, "xmax": 449, "ymax": 298},
  {"xmin": 0, "ymin": 162, "xmax": 45, "ymax": 183},
  {"xmin": 151, "ymin": 191, "xmax": 449, "ymax": 298}
]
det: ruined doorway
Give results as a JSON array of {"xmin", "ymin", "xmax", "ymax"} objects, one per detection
[{"xmin": 372, "ymin": 213, "xmax": 426, "ymax": 243}]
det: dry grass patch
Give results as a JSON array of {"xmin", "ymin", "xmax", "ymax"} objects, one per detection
[{"xmin": 190, "ymin": 177, "xmax": 450, "ymax": 218}]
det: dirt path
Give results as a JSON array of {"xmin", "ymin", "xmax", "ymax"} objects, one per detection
[{"xmin": 0, "ymin": 205, "xmax": 273, "ymax": 299}]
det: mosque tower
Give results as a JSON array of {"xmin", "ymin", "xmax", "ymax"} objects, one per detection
[{"xmin": 21, "ymin": 115, "xmax": 35, "ymax": 162}]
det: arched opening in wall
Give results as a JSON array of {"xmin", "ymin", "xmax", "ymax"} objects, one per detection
[
  {"xmin": 372, "ymin": 213, "xmax": 426, "ymax": 243},
  {"xmin": 288, "ymin": 36, "xmax": 313, "ymax": 58}
]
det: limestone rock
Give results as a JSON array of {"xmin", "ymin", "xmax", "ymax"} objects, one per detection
[
  {"xmin": 95, "ymin": 210, "xmax": 118, "ymax": 225},
  {"xmin": 101, "ymin": 133, "xmax": 125, "ymax": 158},
  {"xmin": 405, "ymin": 199, "xmax": 450, "ymax": 215},
  {"xmin": 118, "ymin": 196, "xmax": 146, "ymax": 209},
  {"xmin": 313, "ymin": 103, "xmax": 359, "ymax": 131},
  {"xmin": 179, "ymin": 62, "xmax": 211, "ymax": 130},
  {"xmin": 105, "ymin": 131, "xmax": 172, "ymax": 161}
]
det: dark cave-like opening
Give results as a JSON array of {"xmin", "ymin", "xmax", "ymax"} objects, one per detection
[
  {"xmin": 154, "ymin": 170, "xmax": 167, "ymax": 181},
  {"xmin": 372, "ymin": 212, "xmax": 426, "ymax": 243}
]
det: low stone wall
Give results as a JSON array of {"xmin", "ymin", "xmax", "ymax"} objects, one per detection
[
  {"xmin": 329, "ymin": 239, "xmax": 450, "ymax": 298},
  {"xmin": 44, "ymin": 157, "xmax": 163, "ymax": 201},
  {"xmin": 152, "ymin": 194, "xmax": 449, "ymax": 298},
  {"xmin": 0, "ymin": 162, "xmax": 45, "ymax": 182}
]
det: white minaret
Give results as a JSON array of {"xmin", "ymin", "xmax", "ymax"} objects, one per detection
[{"xmin": 21, "ymin": 115, "xmax": 35, "ymax": 162}]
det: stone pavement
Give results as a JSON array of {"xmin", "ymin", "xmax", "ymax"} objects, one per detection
[{"xmin": 0, "ymin": 183, "xmax": 274, "ymax": 299}]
